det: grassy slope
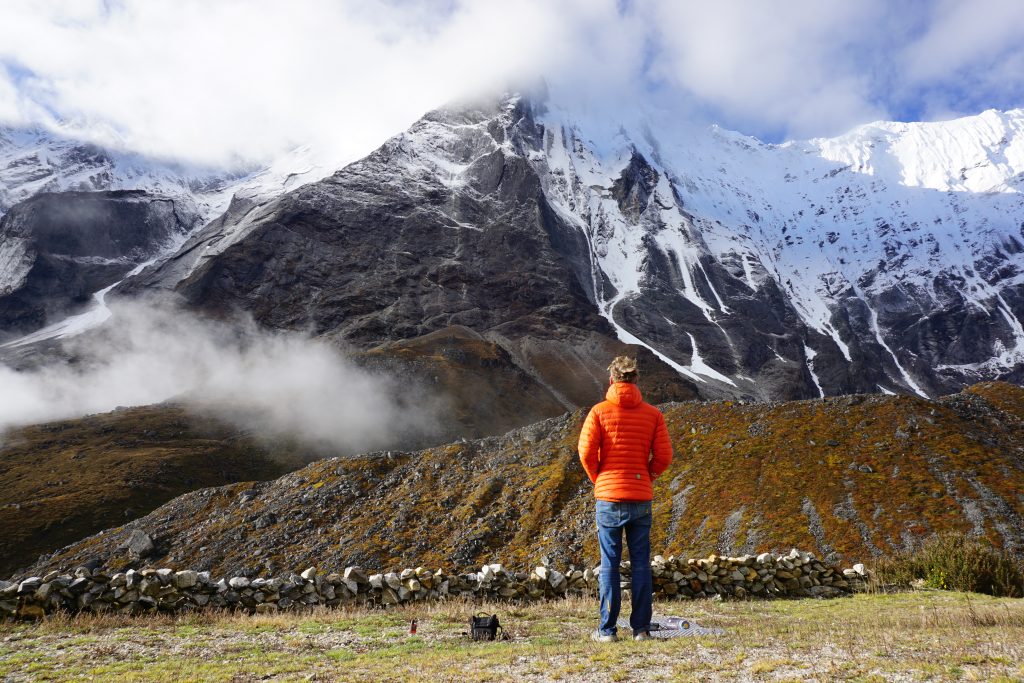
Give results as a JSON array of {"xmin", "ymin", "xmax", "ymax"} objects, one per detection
[
  {"xmin": 0, "ymin": 405, "xmax": 308, "ymax": 577},
  {"xmin": 23, "ymin": 382, "xmax": 1024, "ymax": 579},
  {"xmin": 653, "ymin": 381, "xmax": 1024, "ymax": 563},
  {"xmin": 0, "ymin": 592, "xmax": 1022, "ymax": 682}
]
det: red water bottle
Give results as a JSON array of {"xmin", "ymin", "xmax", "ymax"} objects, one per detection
[{"xmin": 409, "ymin": 619, "xmax": 418, "ymax": 635}]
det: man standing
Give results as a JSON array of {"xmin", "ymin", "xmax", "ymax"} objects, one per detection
[{"xmin": 578, "ymin": 356, "xmax": 674, "ymax": 642}]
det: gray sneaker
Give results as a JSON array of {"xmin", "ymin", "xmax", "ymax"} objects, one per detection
[
  {"xmin": 633, "ymin": 631, "xmax": 652, "ymax": 641},
  {"xmin": 591, "ymin": 630, "xmax": 619, "ymax": 643}
]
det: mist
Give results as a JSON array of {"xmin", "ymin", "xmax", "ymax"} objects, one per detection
[{"xmin": 0, "ymin": 300, "xmax": 442, "ymax": 453}]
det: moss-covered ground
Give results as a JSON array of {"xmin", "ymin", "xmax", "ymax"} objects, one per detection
[{"xmin": 1, "ymin": 591, "xmax": 1022, "ymax": 682}]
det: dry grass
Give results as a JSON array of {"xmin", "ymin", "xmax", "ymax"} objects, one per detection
[
  {"xmin": 2, "ymin": 592, "xmax": 1023, "ymax": 681},
  {"xmin": 0, "ymin": 404, "xmax": 308, "ymax": 576}
]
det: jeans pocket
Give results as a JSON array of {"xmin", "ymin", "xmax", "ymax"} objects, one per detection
[
  {"xmin": 596, "ymin": 500, "xmax": 619, "ymax": 528},
  {"xmin": 632, "ymin": 501, "xmax": 653, "ymax": 527},
  {"xmin": 597, "ymin": 510, "xmax": 618, "ymax": 528}
]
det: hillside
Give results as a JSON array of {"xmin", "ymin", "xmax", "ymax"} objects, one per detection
[
  {"xmin": 0, "ymin": 405, "xmax": 309, "ymax": 577},
  {"xmin": 20, "ymin": 382, "xmax": 1024, "ymax": 580}
]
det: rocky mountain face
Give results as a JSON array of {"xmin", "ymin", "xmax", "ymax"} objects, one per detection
[
  {"xmin": 113, "ymin": 94, "xmax": 1024, "ymax": 404},
  {"xmin": 116, "ymin": 98, "xmax": 703, "ymax": 430},
  {"xmin": 0, "ymin": 190, "xmax": 200, "ymax": 338},
  {"xmin": 20, "ymin": 382, "xmax": 1024, "ymax": 579},
  {"xmin": 0, "ymin": 125, "xmax": 356, "ymax": 352}
]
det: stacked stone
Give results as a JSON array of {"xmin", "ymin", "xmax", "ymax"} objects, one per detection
[
  {"xmin": 634, "ymin": 549, "xmax": 862, "ymax": 600},
  {"xmin": 0, "ymin": 550, "xmax": 870, "ymax": 620}
]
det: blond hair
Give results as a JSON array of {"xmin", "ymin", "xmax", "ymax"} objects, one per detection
[{"xmin": 608, "ymin": 356, "xmax": 639, "ymax": 383}]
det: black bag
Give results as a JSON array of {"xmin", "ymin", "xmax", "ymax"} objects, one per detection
[{"xmin": 469, "ymin": 612, "xmax": 504, "ymax": 641}]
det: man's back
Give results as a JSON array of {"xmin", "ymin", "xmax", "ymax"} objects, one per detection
[{"xmin": 578, "ymin": 381, "xmax": 673, "ymax": 502}]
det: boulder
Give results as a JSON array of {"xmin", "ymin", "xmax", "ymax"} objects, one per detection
[
  {"xmin": 344, "ymin": 567, "xmax": 368, "ymax": 585},
  {"xmin": 174, "ymin": 571, "xmax": 199, "ymax": 589},
  {"xmin": 121, "ymin": 530, "xmax": 155, "ymax": 559}
]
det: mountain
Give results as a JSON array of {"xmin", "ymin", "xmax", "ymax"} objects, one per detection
[
  {"xmin": 0, "ymin": 190, "xmax": 200, "ymax": 338},
  {"xmin": 0, "ymin": 124, "xmax": 227, "ymax": 217},
  {"xmin": 3, "ymin": 94, "xmax": 1024, "ymax": 440},
  {"xmin": 19, "ymin": 382, "xmax": 1024, "ymax": 579},
  {"xmin": 0, "ymin": 125, "xmax": 349, "ymax": 348},
  {"xmin": 0, "ymin": 124, "xmax": 342, "ymax": 219},
  {"xmin": 113, "ymin": 93, "xmax": 1024, "ymax": 404}
]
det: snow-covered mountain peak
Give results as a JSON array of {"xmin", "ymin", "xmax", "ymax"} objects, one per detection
[
  {"xmin": 805, "ymin": 108, "xmax": 1024, "ymax": 194},
  {"xmin": 4, "ymin": 93, "xmax": 1024, "ymax": 401},
  {"xmin": 502, "ymin": 95, "xmax": 1024, "ymax": 396}
]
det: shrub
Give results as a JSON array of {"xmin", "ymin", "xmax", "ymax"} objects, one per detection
[{"xmin": 874, "ymin": 534, "xmax": 1024, "ymax": 598}]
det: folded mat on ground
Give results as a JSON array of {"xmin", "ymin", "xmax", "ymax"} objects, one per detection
[{"xmin": 617, "ymin": 616, "xmax": 725, "ymax": 638}]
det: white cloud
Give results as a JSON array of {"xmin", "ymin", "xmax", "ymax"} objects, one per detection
[
  {"xmin": 0, "ymin": 300, "xmax": 441, "ymax": 452},
  {"xmin": 0, "ymin": 0, "xmax": 573, "ymax": 166},
  {"xmin": 643, "ymin": 0, "xmax": 890, "ymax": 137},
  {"xmin": 0, "ymin": 0, "xmax": 1022, "ymax": 166},
  {"xmin": 901, "ymin": 0, "xmax": 1024, "ymax": 82}
]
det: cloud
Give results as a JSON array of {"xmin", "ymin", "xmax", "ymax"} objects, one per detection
[
  {"xmin": 0, "ymin": 300, "xmax": 442, "ymax": 453},
  {"xmin": 0, "ymin": 0, "xmax": 1022, "ymax": 165},
  {"xmin": 895, "ymin": 0, "xmax": 1024, "ymax": 120},
  {"xmin": 0, "ymin": 0, "xmax": 574, "ymax": 167},
  {"xmin": 641, "ymin": 0, "xmax": 890, "ymax": 137}
]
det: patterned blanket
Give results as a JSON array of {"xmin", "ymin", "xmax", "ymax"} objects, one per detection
[{"xmin": 617, "ymin": 616, "xmax": 725, "ymax": 638}]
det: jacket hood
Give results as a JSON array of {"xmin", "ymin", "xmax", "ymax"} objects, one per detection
[{"xmin": 605, "ymin": 382, "xmax": 642, "ymax": 408}]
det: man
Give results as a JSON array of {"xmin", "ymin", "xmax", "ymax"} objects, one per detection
[{"xmin": 578, "ymin": 356, "xmax": 673, "ymax": 642}]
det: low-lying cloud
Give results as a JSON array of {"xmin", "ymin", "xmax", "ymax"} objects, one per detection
[{"xmin": 0, "ymin": 300, "xmax": 442, "ymax": 453}]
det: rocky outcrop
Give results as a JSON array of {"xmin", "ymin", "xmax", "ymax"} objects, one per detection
[
  {"xmin": 0, "ymin": 190, "xmax": 199, "ymax": 337},
  {"xmin": 0, "ymin": 550, "xmax": 871, "ymax": 620}
]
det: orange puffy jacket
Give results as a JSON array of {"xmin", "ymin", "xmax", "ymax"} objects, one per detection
[{"xmin": 578, "ymin": 382, "xmax": 674, "ymax": 502}]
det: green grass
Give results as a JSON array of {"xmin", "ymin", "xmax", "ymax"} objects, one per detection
[{"xmin": 1, "ymin": 592, "xmax": 1023, "ymax": 681}]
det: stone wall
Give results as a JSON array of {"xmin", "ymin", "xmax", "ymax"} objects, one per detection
[{"xmin": 1, "ymin": 549, "xmax": 871, "ymax": 620}]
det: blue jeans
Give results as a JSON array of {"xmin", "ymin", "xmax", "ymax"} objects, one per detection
[{"xmin": 596, "ymin": 499, "xmax": 653, "ymax": 636}]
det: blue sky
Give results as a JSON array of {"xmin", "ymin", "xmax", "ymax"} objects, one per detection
[{"xmin": 0, "ymin": 0, "xmax": 1022, "ymax": 164}]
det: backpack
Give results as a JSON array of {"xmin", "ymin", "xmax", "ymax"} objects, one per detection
[{"xmin": 469, "ymin": 612, "xmax": 504, "ymax": 641}]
